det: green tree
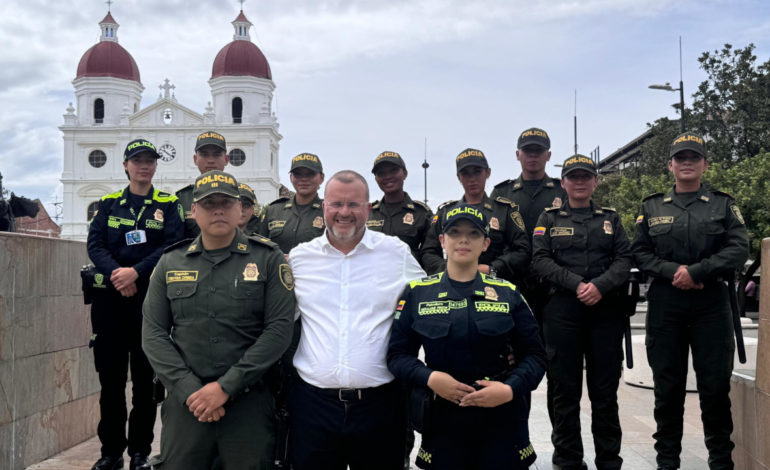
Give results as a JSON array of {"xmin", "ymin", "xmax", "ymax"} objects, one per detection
[{"xmin": 594, "ymin": 172, "xmax": 671, "ymax": 236}]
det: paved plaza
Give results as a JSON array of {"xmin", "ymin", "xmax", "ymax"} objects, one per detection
[{"xmin": 28, "ymin": 373, "xmax": 714, "ymax": 470}]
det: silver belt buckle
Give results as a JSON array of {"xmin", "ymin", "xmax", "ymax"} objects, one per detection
[{"xmin": 338, "ymin": 388, "xmax": 361, "ymax": 402}]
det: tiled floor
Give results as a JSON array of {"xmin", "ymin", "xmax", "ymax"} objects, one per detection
[{"xmin": 28, "ymin": 372, "xmax": 711, "ymax": 470}]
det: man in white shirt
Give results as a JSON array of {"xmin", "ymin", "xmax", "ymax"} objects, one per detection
[{"xmin": 288, "ymin": 170, "xmax": 426, "ymax": 470}]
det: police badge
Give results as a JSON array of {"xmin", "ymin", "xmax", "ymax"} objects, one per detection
[
  {"xmin": 313, "ymin": 216, "xmax": 324, "ymax": 229},
  {"xmin": 552, "ymin": 197, "xmax": 562, "ymax": 208},
  {"xmin": 403, "ymin": 213, "xmax": 414, "ymax": 225},
  {"xmin": 484, "ymin": 286, "xmax": 498, "ymax": 301},
  {"xmin": 603, "ymin": 220, "xmax": 613, "ymax": 235},
  {"xmin": 154, "ymin": 209, "xmax": 164, "ymax": 222},
  {"xmin": 243, "ymin": 263, "xmax": 259, "ymax": 281},
  {"xmin": 490, "ymin": 217, "xmax": 500, "ymax": 230}
]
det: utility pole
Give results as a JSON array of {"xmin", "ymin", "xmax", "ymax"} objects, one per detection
[{"xmin": 422, "ymin": 137, "xmax": 430, "ymax": 205}]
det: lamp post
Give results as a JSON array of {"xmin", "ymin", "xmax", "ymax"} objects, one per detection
[{"xmin": 649, "ymin": 36, "xmax": 686, "ymax": 133}]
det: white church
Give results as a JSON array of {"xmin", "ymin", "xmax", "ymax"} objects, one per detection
[{"xmin": 59, "ymin": 9, "xmax": 281, "ymax": 240}]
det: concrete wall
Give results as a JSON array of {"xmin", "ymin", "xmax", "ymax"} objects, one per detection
[
  {"xmin": 0, "ymin": 232, "xmax": 99, "ymax": 470},
  {"xmin": 732, "ymin": 237, "xmax": 770, "ymax": 469}
]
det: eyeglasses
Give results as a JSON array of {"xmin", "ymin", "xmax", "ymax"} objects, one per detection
[
  {"xmin": 326, "ymin": 201, "xmax": 366, "ymax": 210},
  {"xmin": 197, "ymin": 197, "xmax": 238, "ymax": 211}
]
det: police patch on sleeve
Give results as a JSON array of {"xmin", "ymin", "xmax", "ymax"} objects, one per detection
[
  {"xmin": 731, "ymin": 205, "xmax": 745, "ymax": 225},
  {"xmin": 279, "ymin": 264, "xmax": 294, "ymax": 291},
  {"xmin": 177, "ymin": 204, "xmax": 185, "ymax": 222},
  {"xmin": 510, "ymin": 211, "xmax": 525, "ymax": 231}
]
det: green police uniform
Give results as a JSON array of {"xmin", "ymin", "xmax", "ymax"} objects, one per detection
[
  {"xmin": 175, "ymin": 184, "xmax": 198, "ymax": 239},
  {"xmin": 366, "ymin": 192, "xmax": 433, "ymax": 263},
  {"xmin": 632, "ymin": 185, "xmax": 749, "ymax": 470},
  {"xmin": 420, "ymin": 195, "xmax": 530, "ymax": 284},
  {"xmin": 532, "ymin": 201, "xmax": 632, "ymax": 469},
  {"xmin": 142, "ymin": 173, "xmax": 296, "ymax": 469},
  {"xmin": 490, "ymin": 175, "xmax": 565, "ymax": 237},
  {"xmin": 256, "ymin": 195, "xmax": 325, "ymax": 254}
]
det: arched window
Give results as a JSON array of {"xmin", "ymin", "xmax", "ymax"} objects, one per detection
[
  {"xmin": 232, "ymin": 97, "xmax": 242, "ymax": 124},
  {"xmin": 229, "ymin": 148, "xmax": 246, "ymax": 166},
  {"xmin": 94, "ymin": 98, "xmax": 104, "ymax": 124},
  {"xmin": 88, "ymin": 150, "xmax": 107, "ymax": 168},
  {"xmin": 86, "ymin": 201, "xmax": 100, "ymax": 221}
]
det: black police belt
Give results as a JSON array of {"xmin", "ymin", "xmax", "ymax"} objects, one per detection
[{"xmin": 300, "ymin": 378, "xmax": 396, "ymax": 402}]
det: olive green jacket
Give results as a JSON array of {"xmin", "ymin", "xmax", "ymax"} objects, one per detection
[
  {"xmin": 256, "ymin": 194, "xmax": 325, "ymax": 254},
  {"xmin": 491, "ymin": 174, "xmax": 566, "ymax": 237},
  {"xmin": 632, "ymin": 185, "xmax": 749, "ymax": 283},
  {"xmin": 175, "ymin": 184, "xmax": 199, "ymax": 239},
  {"xmin": 366, "ymin": 192, "xmax": 433, "ymax": 263},
  {"xmin": 142, "ymin": 229, "xmax": 296, "ymax": 404}
]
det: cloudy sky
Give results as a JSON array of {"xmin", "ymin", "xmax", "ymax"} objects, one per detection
[{"xmin": 1, "ymin": 0, "xmax": 768, "ymax": 221}]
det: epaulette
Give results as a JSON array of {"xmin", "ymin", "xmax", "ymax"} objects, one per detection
[
  {"xmin": 712, "ymin": 190, "xmax": 734, "ymax": 199},
  {"xmin": 153, "ymin": 189, "xmax": 178, "ymax": 203},
  {"xmin": 481, "ymin": 274, "xmax": 517, "ymax": 291},
  {"xmin": 493, "ymin": 179, "xmax": 514, "ymax": 188},
  {"xmin": 372, "ymin": 200, "xmax": 381, "ymax": 209},
  {"xmin": 601, "ymin": 206, "xmax": 616, "ymax": 212},
  {"xmin": 412, "ymin": 200, "xmax": 431, "ymax": 211},
  {"xmin": 268, "ymin": 196, "xmax": 291, "ymax": 205},
  {"xmin": 248, "ymin": 234, "xmax": 279, "ymax": 249},
  {"xmin": 545, "ymin": 206, "xmax": 559, "ymax": 212},
  {"xmin": 101, "ymin": 190, "xmax": 123, "ymax": 201},
  {"xmin": 437, "ymin": 200, "xmax": 458, "ymax": 211},
  {"xmin": 642, "ymin": 192, "xmax": 664, "ymax": 202},
  {"xmin": 409, "ymin": 272, "xmax": 442, "ymax": 288},
  {"xmin": 175, "ymin": 184, "xmax": 192, "ymax": 196},
  {"xmin": 164, "ymin": 238, "xmax": 194, "ymax": 253},
  {"xmin": 494, "ymin": 196, "xmax": 514, "ymax": 206}
]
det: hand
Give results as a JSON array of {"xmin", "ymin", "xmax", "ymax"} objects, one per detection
[
  {"xmin": 427, "ymin": 371, "xmax": 475, "ymax": 404},
  {"xmin": 111, "ymin": 267, "xmax": 139, "ymax": 290},
  {"xmin": 672, "ymin": 265, "xmax": 704, "ymax": 290},
  {"xmin": 186, "ymin": 382, "xmax": 230, "ymax": 422},
  {"xmin": 118, "ymin": 283, "xmax": 137, "ymax": 297},
  {"xmin": 459, "ymin": 380, "xmax": 513, "ymax": 408},
  {"xmin": 576, "ymin": 282, "xmax": 602, "ymax": 306},
  {"xmin": 198, "ymin": 406, "xmax": 226, "ymax": 423},
  {"xmin": 478, "ymin": 264, "xmax": 491, "ymax": 274}
]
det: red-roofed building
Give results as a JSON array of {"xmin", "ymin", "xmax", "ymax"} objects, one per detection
[{"xmin": 14, "ymin": 200, "xmax": 61, "ymax": 238}]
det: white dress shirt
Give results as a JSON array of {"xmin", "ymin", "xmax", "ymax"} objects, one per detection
[{"xmin": 289, "ymin": 229, "xmax": 426, "ymax": 389}]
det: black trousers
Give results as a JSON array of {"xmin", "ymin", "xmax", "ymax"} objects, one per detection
[
  {"xmin": 289, "ymin": 378, "xmax": 405, "ymax": 470},
  {"xmin": 646, "ymin": 280, "xmax": 735, "ymax": 470},
  {"xmin": 421, "ymin": 395, "xmax": 535, "ymax": 470},
  {"xmin": 543, "ymin": 291, "xmax": 624, "ymax": 470},
  {"xmin": 91, "ymin": 286, "xmax": 156, "ymax": 458}
]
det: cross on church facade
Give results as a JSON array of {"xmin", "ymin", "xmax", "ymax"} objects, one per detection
[
  {"xmin": 106, "ymin": 0, "xmax": 113, "ymax": 11},
  {"xmin": 159, "ymin": 78, "xmax": 175, "ymax": 99}
]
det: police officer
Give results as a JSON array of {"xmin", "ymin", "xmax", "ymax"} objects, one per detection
[
  {"xmin": 367, "ymin": 151, "xmax": 433, "ymax": 264},
  {"xmin": 142, "ymin": 170, "xmax": 296, "ymax": 470},
  {"xmin": 257, "ymin": 152, "xmax": 325, "ymax": 254},
  {"xmin": 237, "ymin": 181, "xmax": 260, "ymax": 234},
  {"xmin": 420, "ymin": 148, "xmax": 530, "ymax": 285},
  {"xmin": 532, "ymin": 155, "xmax": 632, "ymax": 470},
  {"xmin": 388, "ymin": 204, "xmax": 546, "ymax": 469},
  {"xmin": 632, "ymin": 133, "xmax": 749, "ymax": 470},
  {"xmin": 176, "ymin": 131, "xmax": 230, "ymax": 238},
  {"xmin": 86, "ymin": 139, "xmax": 184, "ymax": 470}
]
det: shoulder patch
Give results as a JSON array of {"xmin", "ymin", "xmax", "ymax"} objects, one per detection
[
  {"xmin": 174, "ymin": 184, "xmax": 193, "ymax": 196},
  {"xmin": 493, "ymin": 179, "xmax": 514, "ymax": 188},
  {"xmin": 410, "ymin": 273, "xmax": 442, "ymax": 288},
  {"xmin": 494, "ymin": 196, "xmax": 513, "ymax": 205},
  {"xmin": 601, "ymin": 206, "xmax": 616, "ymax": 212},
  {"xmin": 269, "ymin": 196, "xmax": 290, "ymax": 206},
  {"xmin": 643, "ymin": 192, "xmax": 664, "ymax": 202},
  {"xmin": 412, "ymin": 200, "xmax": 431, "ymax": 211},
  {"xmin": 164, "ymin": 238, "xmax": 194, "ymax": 253},
  {"xmin": 153, "ymin": 189, "xmax": 178, "ymax": 203},
  {"xmin": 545, "ymin": 206, "xmax": 559, "ymax": 212},
  {"xmin": 371, "ymin": 200, "xmax": 382, "ymax": 209},
  {"xmin": 482, "ymin": 274, "xmax": 517, "ymax": 291}
]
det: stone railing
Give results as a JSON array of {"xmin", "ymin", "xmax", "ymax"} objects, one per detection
[{"xmin": 0, "ymin": 233, "xmax": 99, "ymax": 470}]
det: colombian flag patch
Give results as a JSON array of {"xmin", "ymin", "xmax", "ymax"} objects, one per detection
[
  {"xmin": 636, "ymin": 215, "xmax": 644, "ymax": 224},
  {"xmin": 396, "ymin": 300, "xmax": 406, "ymax": 311},
  {"xmin": 533, "ymin": 226, "xmax": 546, "ymax": 236}
]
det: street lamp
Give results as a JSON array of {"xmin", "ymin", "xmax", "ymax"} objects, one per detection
[{"xmin": 649, "ymin": 36, "xmax": 686, "ymax": 132}]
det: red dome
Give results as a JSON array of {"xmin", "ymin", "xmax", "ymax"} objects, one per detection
[
  {"xmin": 211, "ymin": 40, "xmax": 271, "ymax": 79},
  {"xmin": 76, "ymin": 41, "xmax": 141, "ymax": 82}
]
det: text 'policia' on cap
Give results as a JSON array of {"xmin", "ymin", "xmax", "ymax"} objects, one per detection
[
  {"xmin": 442, "ymin": 204, "xmax": 489, "ymax": 235},
  {"xmin": 372, "ymin": 151, "xmax": 406, "ymax": 173},
  {"xmin": 124, "ymin": 139, "xmax": 160, "ymax": 161},
  {"xmin": 669, "ymin": 132, "xmax": 707, "ymax": 158},
  {"xmin": 561, "ymin": 154, "xmax": 597, "ymax": 177},
  {"xmin": 455, "ymin": 148, "xmax": 489, "ymax": 171},
  {"xmin": 193, "ymin": 170, "xmax": 240, "ymax": 202},
  {"xmin": 290, "ymin": 153, "xmax": 323, "ymax": 173},
  {"xmin": 517, "ymin": 128, "xmax": 550, "ymax": 149},
  {"xmin": 195, "ymin": 131, "xmax": 227, "ymax": 152}
]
